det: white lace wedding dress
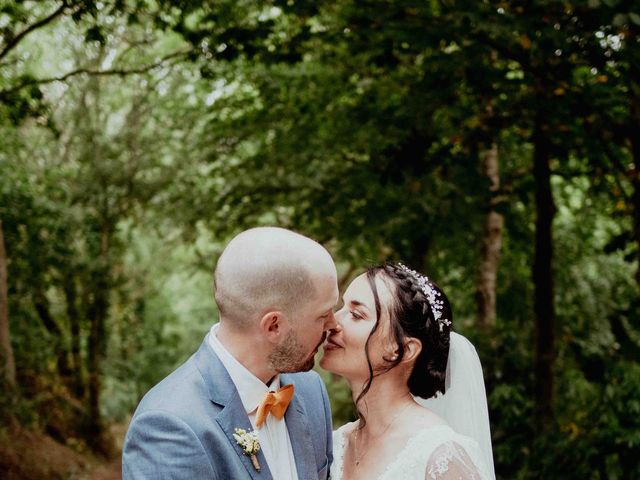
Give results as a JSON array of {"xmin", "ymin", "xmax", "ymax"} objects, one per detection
[{"xmin": 331, "ymin": 422, "xmax": 493, "ymax": 480}]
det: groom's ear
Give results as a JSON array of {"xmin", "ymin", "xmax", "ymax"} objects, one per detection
[
  {"xmin": 399, "ymin": 338, "xmax": 422, "ymax": 364},
  {"xmin": 259, "ymin": 310, "xmax": 287, "ymax": 343}
]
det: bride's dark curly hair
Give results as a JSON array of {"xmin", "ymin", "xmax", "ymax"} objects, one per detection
[{"xmin": 356, "ymin": 263, "xmax": 452, "ymax": 427}]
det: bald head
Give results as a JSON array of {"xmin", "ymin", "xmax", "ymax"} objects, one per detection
[{"xmin": 214, "ymin": 227, "xmax": 336, "ymax": 327}]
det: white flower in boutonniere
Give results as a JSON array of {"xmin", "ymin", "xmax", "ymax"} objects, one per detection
[{"xmin": 233, "ymin": 427, "xmax": 261, "ymax": 471}]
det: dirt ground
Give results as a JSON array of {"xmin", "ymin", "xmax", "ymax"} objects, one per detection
[
  {"xmin": 0, "ymin": 422, "xmax": 127, "ymax": 480},
  {"xmin": 86, "ymin": 458, "xmax": 121, "ymax": 480},
  {"xmin": 84, "ymin": 422, "xmax": 127, "ymax": 480}
]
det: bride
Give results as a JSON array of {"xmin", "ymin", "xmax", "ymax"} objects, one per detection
[{"xmin": 320, "ymin": 263, "xmax": 496, "ymax": 480}]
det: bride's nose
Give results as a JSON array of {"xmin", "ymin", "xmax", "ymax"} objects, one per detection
[{"xmin": 329, "ymin": 319, "xmax": 343, "ymax": 334}]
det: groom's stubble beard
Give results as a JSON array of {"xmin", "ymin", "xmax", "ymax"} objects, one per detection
[{"xmin": 269, "ymin": 329, "xmax": 324, "ymax": 373}]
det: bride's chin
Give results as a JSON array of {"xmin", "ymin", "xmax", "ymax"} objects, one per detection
[{"xmin": 319, "ymin": 354, "xmax": 337, "ymax": 372}]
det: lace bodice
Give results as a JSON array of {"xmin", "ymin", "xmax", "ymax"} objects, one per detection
[{"xmin": 330, "ymin": 423, "xmax": 492, "ymax": 480}]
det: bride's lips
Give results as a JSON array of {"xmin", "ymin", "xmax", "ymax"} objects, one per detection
[{"xmin": 323, "ymin": 336, "xmax": 344, "ymax": 351}]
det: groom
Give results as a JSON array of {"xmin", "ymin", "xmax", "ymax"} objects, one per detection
[{"xmin": 122, "ymin": 227, "xmax": 338, "ymax": 479}]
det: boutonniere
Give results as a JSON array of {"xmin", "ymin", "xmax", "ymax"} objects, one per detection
[{"xmin": 233, "ymin": 428, "xmax": 261, "ymax": 471}]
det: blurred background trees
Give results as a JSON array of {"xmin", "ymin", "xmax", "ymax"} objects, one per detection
[{"xmin": 1, "ymin": 0, "xmax": 639, "ymax": 478}]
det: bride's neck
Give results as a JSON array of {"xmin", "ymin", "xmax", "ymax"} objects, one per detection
[{"xmin": 350, "ymin": 374, "xmax": 414, "ymax": 435}]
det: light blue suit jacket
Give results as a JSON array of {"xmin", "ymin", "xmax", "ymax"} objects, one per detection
[{"xmin": 122, "ymin": 334, "xmax": 333, "ymax": 479}]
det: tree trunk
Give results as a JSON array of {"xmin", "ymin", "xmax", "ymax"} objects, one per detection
[
  {"xmin": 0, "ymin": 219, "xmax": 16, "ymax": 387},
  {"xmin": 629, "ymin": 77, "xmax": 640, "ymax": 290},
  {"xmin": 632, "ymin": 171, "xmax": 640, "ymax": 289},
  {"xmin": 532, "ymin": 118, "xmax": 556, "ymax": 432},
  {"xmin": 87, "ymin": 286, "xmax": 107, "ymax": 441},
  {"xmin": 33, "ymin": 288, "xmax": 72, "ymax": 379},
  {"xmin": 476, "ymin": 142, "xmax": 504, "ymax": 328},
  {"xmin": 64, "ymin": 273, "xmax": 84, "ymax": 398},
  {"xmin": 85, "ymin": 224, "xmax": 112, "ymax": 454},
  {"xmin": 407, "ymin": 233, "xmax": 431, "ymax": 273}
]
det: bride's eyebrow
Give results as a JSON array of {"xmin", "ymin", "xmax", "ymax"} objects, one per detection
[{"xmin": 349, "ymin": 300, "xmax": 370, "ymax": 311}]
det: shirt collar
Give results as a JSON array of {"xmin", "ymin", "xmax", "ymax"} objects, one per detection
[{"xmin": 208, "ymin": 324, "xmax": 280, "ymax": 414}]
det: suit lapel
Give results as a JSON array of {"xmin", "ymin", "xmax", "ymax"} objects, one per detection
[
  {"xmin": 194, "ymin": 335, "xmax": 273, "ymax": 480},
  {"xmin": 282, "ymin": 375, "xmax": 318, "ymax": 480},
  {"xmin": 216, "ymin": 394, "xmax": 273, "ymax": 480}
]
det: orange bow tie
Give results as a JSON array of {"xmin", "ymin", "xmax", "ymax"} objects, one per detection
[{"xmin": 255, "ymin": 384, "xmax": 294, "ymax": 428}]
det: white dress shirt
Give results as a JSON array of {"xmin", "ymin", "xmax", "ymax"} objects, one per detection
[{"xmin": 208, "ymin": 324, "xmax": 299, "ymax": 480}]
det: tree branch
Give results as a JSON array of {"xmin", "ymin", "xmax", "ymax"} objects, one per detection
[
  {"xmin": 0, "ymin": 1, "xmax": 70, "ymax": 62},
  {"xmin": 0, "ymin": 49, "xmax": 193, "ymax": 96}
]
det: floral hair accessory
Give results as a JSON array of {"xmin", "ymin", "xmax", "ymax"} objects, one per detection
[
  {"xmin": 398, "ymin": 263, "xmax": 452, "ymax": 332},
  {"xmin": 233, "ymin": 427, "xmax": 261, "ymax": 471}
]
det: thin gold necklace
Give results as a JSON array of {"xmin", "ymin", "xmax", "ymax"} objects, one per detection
[{"xmin": 352, "ymin": 401, "xmax": 412, "ymax": 467}]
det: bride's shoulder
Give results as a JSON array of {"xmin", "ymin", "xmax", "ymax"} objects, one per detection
[
  {"xmin": 399, "ymin": 410, "xmax": 475, "ymax": 457},
  {"xmin": 401, "ymin": 403, "xmax": 449, "ymax": 431}
]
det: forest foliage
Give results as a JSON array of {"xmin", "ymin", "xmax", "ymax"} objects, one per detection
[{"xmin": 1, "ymin": 1, "xmax": 640, "ymax": 478}]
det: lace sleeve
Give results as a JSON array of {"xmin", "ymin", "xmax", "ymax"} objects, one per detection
[{"xmin": 424, "ymin": 442, "xmax": 482, "ymax": 480}]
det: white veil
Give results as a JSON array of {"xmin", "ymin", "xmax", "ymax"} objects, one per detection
[{"xmin": 415, "ymin": 332, "xmax": 496, "ymax": 479}]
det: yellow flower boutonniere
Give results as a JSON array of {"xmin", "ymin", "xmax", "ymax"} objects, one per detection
[{"xmin": 233, "ymin": 427, "xmax": 261, "ymax": 471}]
